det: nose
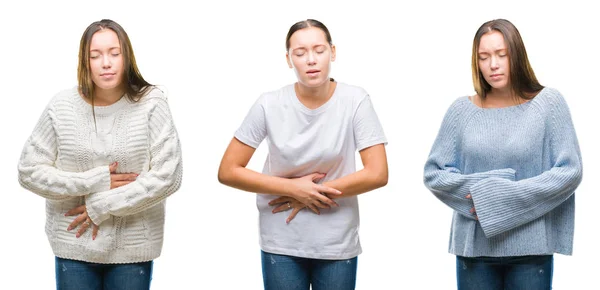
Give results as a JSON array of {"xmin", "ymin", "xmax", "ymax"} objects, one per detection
[
  {"xmin": 306, "ymin": 51, "xmax": 316, "ymax": 66},
  {"xmin": 490, "ymin": 56, "xmax": 499, "ymax": 70},
  {"xmin": 102, "ymin": 55, "xmax": 111, "ymax": 69}
]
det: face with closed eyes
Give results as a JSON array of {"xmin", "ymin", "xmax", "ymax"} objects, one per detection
[
  {"xmin": 286, "ymin": 26, "xmax": 336, "ymax": 88},
  {"xmin": 89, "ymin": 29, "xmax": 124, "ymax": 91},
  {"xmin": 478, "ymin": 30, "xmax": 511, "ymax": 92}
]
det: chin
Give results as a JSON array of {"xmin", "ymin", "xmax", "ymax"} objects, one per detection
[{"xmin": 302, "ymin": 77, "xmax": 329, "ymax": 87}]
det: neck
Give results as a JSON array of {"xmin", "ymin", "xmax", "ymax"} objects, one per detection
[
  {"xmin": 488, "ymin": 86, "xmax": 514, "ymax": 100},
  {"xmin": 295, "ymin": 79, "xmax": 333, "ymax": 105},
  {"xmin": 478, "ymin": 87, "xmax": 525, "ymax": 108},
  {"xmin": 94, "ymin": 86, "xmax": 125, "ymax": 106}
]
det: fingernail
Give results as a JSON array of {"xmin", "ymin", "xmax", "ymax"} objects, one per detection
[
  {"xmin": 67, "ymin": 227, "xmax": 71, "ymax": 231},
  {"xmin": 93, "ymin": 236, "xmax": 96, "ymax": 241},
  {"xmin": 76, "ymin": 234, "xmax": 80, "ymax": 238}
]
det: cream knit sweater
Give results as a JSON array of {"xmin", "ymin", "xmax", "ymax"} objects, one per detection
[{"xmin": 18, "ymin": 87, "xmax": 182, "ymax": 264}]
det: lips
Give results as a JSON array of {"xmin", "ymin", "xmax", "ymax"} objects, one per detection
[
  {"xmin": 307, "ymin": 70, "xmax": 320, "ymax": 74},
  {"xmin": 100, "ymin": 72, "xmax": 116, "ymax": 77}
]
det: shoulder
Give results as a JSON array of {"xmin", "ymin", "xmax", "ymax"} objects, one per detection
[
  {"xmin": 139, "ymin": 86, "xmax": 169, "ymax": 104},
  {"xmin": 443, "ymin": 96, "xmax": 472, "ymax": 117},
  {"xmin": 47, "ymin": 87, "xmax": 81, "ymax": 107},
  {"xmin": 260, "ymin": 84, "xmax": 294, "ymax": 103},
  {"xmin": 530, "ymin": 87, "xmax": 571, "ymax": 116},
  {"xmin": 244, "ymin": 84, "xmax": 295, "ymax": 110},
  {"xmin": 533, "ymin": 87, "xmax": 567, "ymax": 105},
  {"xmin": 335, "ymin": 82, "xmax": 369, "ymax": 103}
]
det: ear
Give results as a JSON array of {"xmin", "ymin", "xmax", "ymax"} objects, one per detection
[
  {"xmin": 330, "ymin": 45, "xmax": 336, "ymax": 62},
  {"xmin": 286, "ymin": 52, "xmax": 293, "ymax": 68}
]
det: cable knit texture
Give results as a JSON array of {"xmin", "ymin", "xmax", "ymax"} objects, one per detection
[
  {"xmin": 424, "ymin": 87, "xmax": 582, "ymax": 257},
  {"xmin": 18, "ymin": 87, "xmax": 183, "ymax": 264}
]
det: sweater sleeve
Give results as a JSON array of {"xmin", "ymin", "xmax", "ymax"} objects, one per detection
[
  {"xmin": 18, "ymin": 102, "xmax": 111, "ymax": 200},
  {"xmin": 85, "ymin": 96, "xmax": 183, "ymax": 224},
  {"xmin": 469, "ymin": 92, "xmax": 582, "ymax": 238},
  {"xmin": 423, "ymin": 99, "xmax": 516, "ymax": 220}
]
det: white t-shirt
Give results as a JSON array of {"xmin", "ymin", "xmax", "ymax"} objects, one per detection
[{"xmin": 235, "ymin": 82, "xmax": 387, "ymax": 260}]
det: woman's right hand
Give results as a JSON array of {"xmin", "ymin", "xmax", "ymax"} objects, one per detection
[
  {"xmin": 109, "ymin": 162, "xmax": 139, "ymax": 189},
  {"xmin": 286, "ymin": 173, "xmax": 341, "ymax": 209}
]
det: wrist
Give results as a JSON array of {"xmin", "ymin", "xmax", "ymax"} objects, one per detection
[{"xmin": 281, "ymin": 178, "xmax": 294, "ymax": 198}]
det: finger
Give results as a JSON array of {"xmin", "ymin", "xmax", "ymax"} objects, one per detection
[
  {"xmin": 268, "ymin": 197, "xmax": 290, "ymax": 206},
  {"xmin": 92, "ymin": 225, "xmax": 99, "ymax": 240},
  {"xmin": 272, "ymin": 203, "xmax": 292, "ymax": 214},
  {"xmin": 470, "ymin": 207, "xmax": 476, "ymax": 214},
  {"xmin": 64, "ymin": 205, "xmax": 86, "ymax": 216},
  {"xmin": 307, "ymin": 204, "xmax": 320, "ymax": 215},
  {"xmin": 466, "ymin": 194, "xmax": 472, "ymax": 199},
  {"xmin": 314, "ymin": 193, "xmax": 339, "ymax": 208},
  {"xmin": 286, "ymin": 208, "xmax": 302, "ymax": 224},
  {"xmin": 312, "ymin": 200, "xmax": 331, "ymax": 209},
  {"xmin": 316, "ymin": 185, "xmax": 342, "ymax": 196},
  {"xmin": 77, "ymin": 219, "xmax": 91, "ymax": 238},
  {"xmin": 475, "ymin": 215, "xmax": 479, "ymax": 221},
  {"xmin": 67, "ymin": 214, "xmax": 88, "ymax": 231},
  {"xmin": 109, "ymin": 162, "xmax": 118, "ymax": 173},
  {"xmin": 306, "ymin": 173, "xmax": 326, "ymax": 182},
  {"xmin": 312, "ymin": 172, "xmax": 327, "ymax": 183},
  {"xmin": 317, "ymin": 198, "xmax": 335, "ymax": 209}
]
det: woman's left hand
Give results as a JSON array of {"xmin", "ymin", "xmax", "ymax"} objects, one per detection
[
  {"xmin": 269, "ymin": 197, "xmax": 316, "ymax": 224},
  {"xmin": 466, "ymin": 194, "xmax": 478, "ymax": 220},
  {"xmin": 65, "ymin": 205, "xmax": 99, "ymax": 240}
]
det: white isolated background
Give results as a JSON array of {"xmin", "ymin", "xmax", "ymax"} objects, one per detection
[{"xmin": 0, "ymin": 0, "xmax": 597, "ymax": 289}]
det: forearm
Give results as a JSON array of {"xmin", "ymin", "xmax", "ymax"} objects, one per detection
[
  {"xmin": 218, "ymin": 166, "xmax": 293, "ymax": 197},
  {"xmin": 18, "ymin": 164, "xmax": 111, "ymax": 200},
  {"xmin": 323, "ymin": 167, "xmax": 387, "ymax": 198}
]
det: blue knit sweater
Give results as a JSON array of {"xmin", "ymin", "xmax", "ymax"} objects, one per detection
[{"xmin": 424, "ymin": 87, "xmax": 582, "ymax": 257}]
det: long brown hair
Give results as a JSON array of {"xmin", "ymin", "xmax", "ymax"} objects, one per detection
[
  {"xmin": 471, "ymin": 19, "xmax": 543, "ymax": 100},
  {"xmin": 78, "ymin": 19, "xmax": 152, "ymax": 104}
]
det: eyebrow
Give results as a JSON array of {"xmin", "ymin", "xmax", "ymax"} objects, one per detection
[
  {"xmin": 291, "ymin": 44, "xmax": 327, "ymax": 51},
  {"xmin": 90, "ymin": 47, "xmax": 121, "ymax": 52},
  {"xmin": 478, "ymin": 48, "xmax": 507, "ymax": 54}
]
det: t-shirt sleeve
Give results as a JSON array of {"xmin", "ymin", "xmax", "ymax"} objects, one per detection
[
  {"xmin": 353, "ymin": 95, "xmax": 387, "ymax": 151},
  {"xmin": 234, "ymin": 95, "xmax": 267, "ymax": 148}
]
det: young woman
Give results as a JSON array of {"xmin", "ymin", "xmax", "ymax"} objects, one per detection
[
  {"xmin": 218, "ymin": 19, "xmax": 388, "ymax": 290},
  {"xmin": 18, "ymin": 19, "xmax": 182, "ymax": 290},
  {"xmin": 424, "ymin": 19, "xmax": 582, "ymax": 290}
]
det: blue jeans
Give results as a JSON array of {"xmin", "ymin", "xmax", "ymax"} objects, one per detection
[
  {"xmin": 456, "ymin": 255, "xmax": 553, "ymax": 290},
  {"xmin": 55, "ymin": 257, "xmax": 153, "ymax": 290},
  {"xmin": 261, "ymin": 250, "xmax": 357, "ymax": 290}
]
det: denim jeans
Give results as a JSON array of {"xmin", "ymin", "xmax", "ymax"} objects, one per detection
[
  {"xmin": 55, "ymin": 257, "xmax": 153, "ymax": 290},
  {"xmin": 456, "ymin": 255, "xmax": 553, "ymax": 290},
  {"xmin": 261, "ymin": 250, "xmax": 357, "ymax": 290}
]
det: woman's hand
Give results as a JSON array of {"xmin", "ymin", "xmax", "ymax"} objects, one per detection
[
  {"xmin": 65, "ymin": 205, "xmax": 99, "ymax": 240},
  {"xmin": 269, "ymin": 197, "xmax": 311, "ymax": 224},
  {"xmin": 109, "ymin": 162, "xmax": 138, "ymax": 189},
  {"xmin": 65, "ymin": 162, "xmax": 138, "ymax": 240},
  {"xmin": 286, "ymin": 173, "xmax": 341, "ymax": 210},
  {"xmin": 466, "ymin": 193, "xmax": 478, "ymax": 220}
]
